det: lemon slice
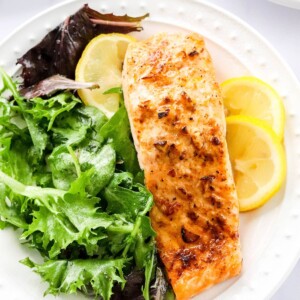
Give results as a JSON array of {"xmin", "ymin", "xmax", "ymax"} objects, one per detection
[
  {"xmin": 75, "ymin": 33, "xmax": 136, "ymax": 117},
  {"xmin": 226, "ymin": 115, "xmax": 286, "ymax": 211},
  {"xmin": 221, "ymin": 76, "xmax": 285, "ymax": 140}
]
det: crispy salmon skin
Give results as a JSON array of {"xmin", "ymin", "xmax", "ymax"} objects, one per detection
[{"xmin": 122, "ymin": 33, "xmax": 242, "ymax": 299}]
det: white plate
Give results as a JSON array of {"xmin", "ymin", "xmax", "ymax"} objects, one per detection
[{"xmin": 0, "ymin": 0, "xmax": 300, "ymax": 299}]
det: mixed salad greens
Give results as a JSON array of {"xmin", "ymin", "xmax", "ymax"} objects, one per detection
[
  {"xmin": 0, "ymin": 68, "xmax": 157, "ymax": 299},
  {"xmin": 0, "ymin": 4, "xmax": 171, "ymax": 300}
]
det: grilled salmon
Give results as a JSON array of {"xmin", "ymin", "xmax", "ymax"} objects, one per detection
[{"xmin": 122, "ymin": 33, "xmax": 242, "ymax": 299}]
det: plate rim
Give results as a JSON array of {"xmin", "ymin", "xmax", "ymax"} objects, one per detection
[{"xmin": 0, "ymin": 0, "xmax": 299, "ymax": 299}]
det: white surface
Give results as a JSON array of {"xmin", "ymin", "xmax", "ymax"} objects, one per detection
[
  {"xmin": 0, "ymin": 0, "xmax": 299, "ymax": 299},
  {"xmin": 270, "ymin": 0, "xmax": 300, "ymax": 9}
]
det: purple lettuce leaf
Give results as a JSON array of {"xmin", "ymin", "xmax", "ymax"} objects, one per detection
[
  {"xmin": 19, "ymin": 75, "xmax": 99, "ymax": 99},
  {"xmin": 17, "ymin": 4, "xmax": 149, "ymax": 87}
]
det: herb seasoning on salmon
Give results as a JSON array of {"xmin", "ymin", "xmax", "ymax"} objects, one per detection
[{"xmin": 122, "ymin": 32, "xmax": 242, "ymax": 299}]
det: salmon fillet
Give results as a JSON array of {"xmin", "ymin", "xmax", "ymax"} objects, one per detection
[{"xmin": 122, "ymin": 33, "xmax": 242, "ymax": 300}]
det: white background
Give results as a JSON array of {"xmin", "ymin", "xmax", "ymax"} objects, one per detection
[{"xmin": 0, "ymin": 0, "xmax": 299, "ymax": 299}]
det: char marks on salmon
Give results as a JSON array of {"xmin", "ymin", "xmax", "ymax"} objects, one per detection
[{"xmin": 122, "ymin": 33, "xmax": 242, "ymax": 300}]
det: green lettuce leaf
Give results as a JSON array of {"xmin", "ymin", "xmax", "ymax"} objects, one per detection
[
  {"xmin": 22, "ymin": 257, "xmax": 127, "ymax": 300},
  {"xmin": 49, "ymin": 143, "xmax": 116, "ymax": 195},
  {"xmin": 0, "ymin": 183, "xmax": 28, "ymax": 229},
  {"xmin": 99, "ymin": 106, "xmax": 140, "ymax": 175},
  {"xmin": 0, "ymin": 169, "xmax": 113, "ymax": 257},
  {"xmin": 51, "ymin": 105, "xmax": 107, "ymax": 146},
  {"xmin": 104, "ymin": 172, "xmax": 151, "ymax": 220},
  {"xmin": 24, "ymin": 92, "xmax": 80, "ymax": 131}
]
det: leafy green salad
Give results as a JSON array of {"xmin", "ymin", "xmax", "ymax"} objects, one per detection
[{"xmin": 0, "ymin": 67, "xmax": 158, "ymax": 299}]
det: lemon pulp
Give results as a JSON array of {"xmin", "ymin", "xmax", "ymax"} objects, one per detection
[
  {"xmin": 221, "ymin": 76, "xmax": 285, "ymax": 140},
  {"xmin": 75, "ymin": 33, "xmax": 136, "ymax": 118},
  {"xmin": 226, "ymin": 115, "xmax": 286, "ymax": 211}
]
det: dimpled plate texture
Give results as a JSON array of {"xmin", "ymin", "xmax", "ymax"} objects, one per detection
[{"xmin": 0, "ymin": 0, "xmax": 300, "ymax": 299}]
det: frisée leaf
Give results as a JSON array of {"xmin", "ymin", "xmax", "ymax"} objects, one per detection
[{"xmin": 22, "ymin": 257, "xmax": 127, "ymax": 300}]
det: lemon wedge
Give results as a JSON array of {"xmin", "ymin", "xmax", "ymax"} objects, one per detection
[
  {"xmin": 75, "ymin": 33, "xmax": 136, "ymax": 117},
  {"xmin": 226, "ymin": 115, "xmax": 286, "ymax": 211},
  {"xmin": 221, "ymin": 77, "xmax": 285, "ymax": 140}
]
